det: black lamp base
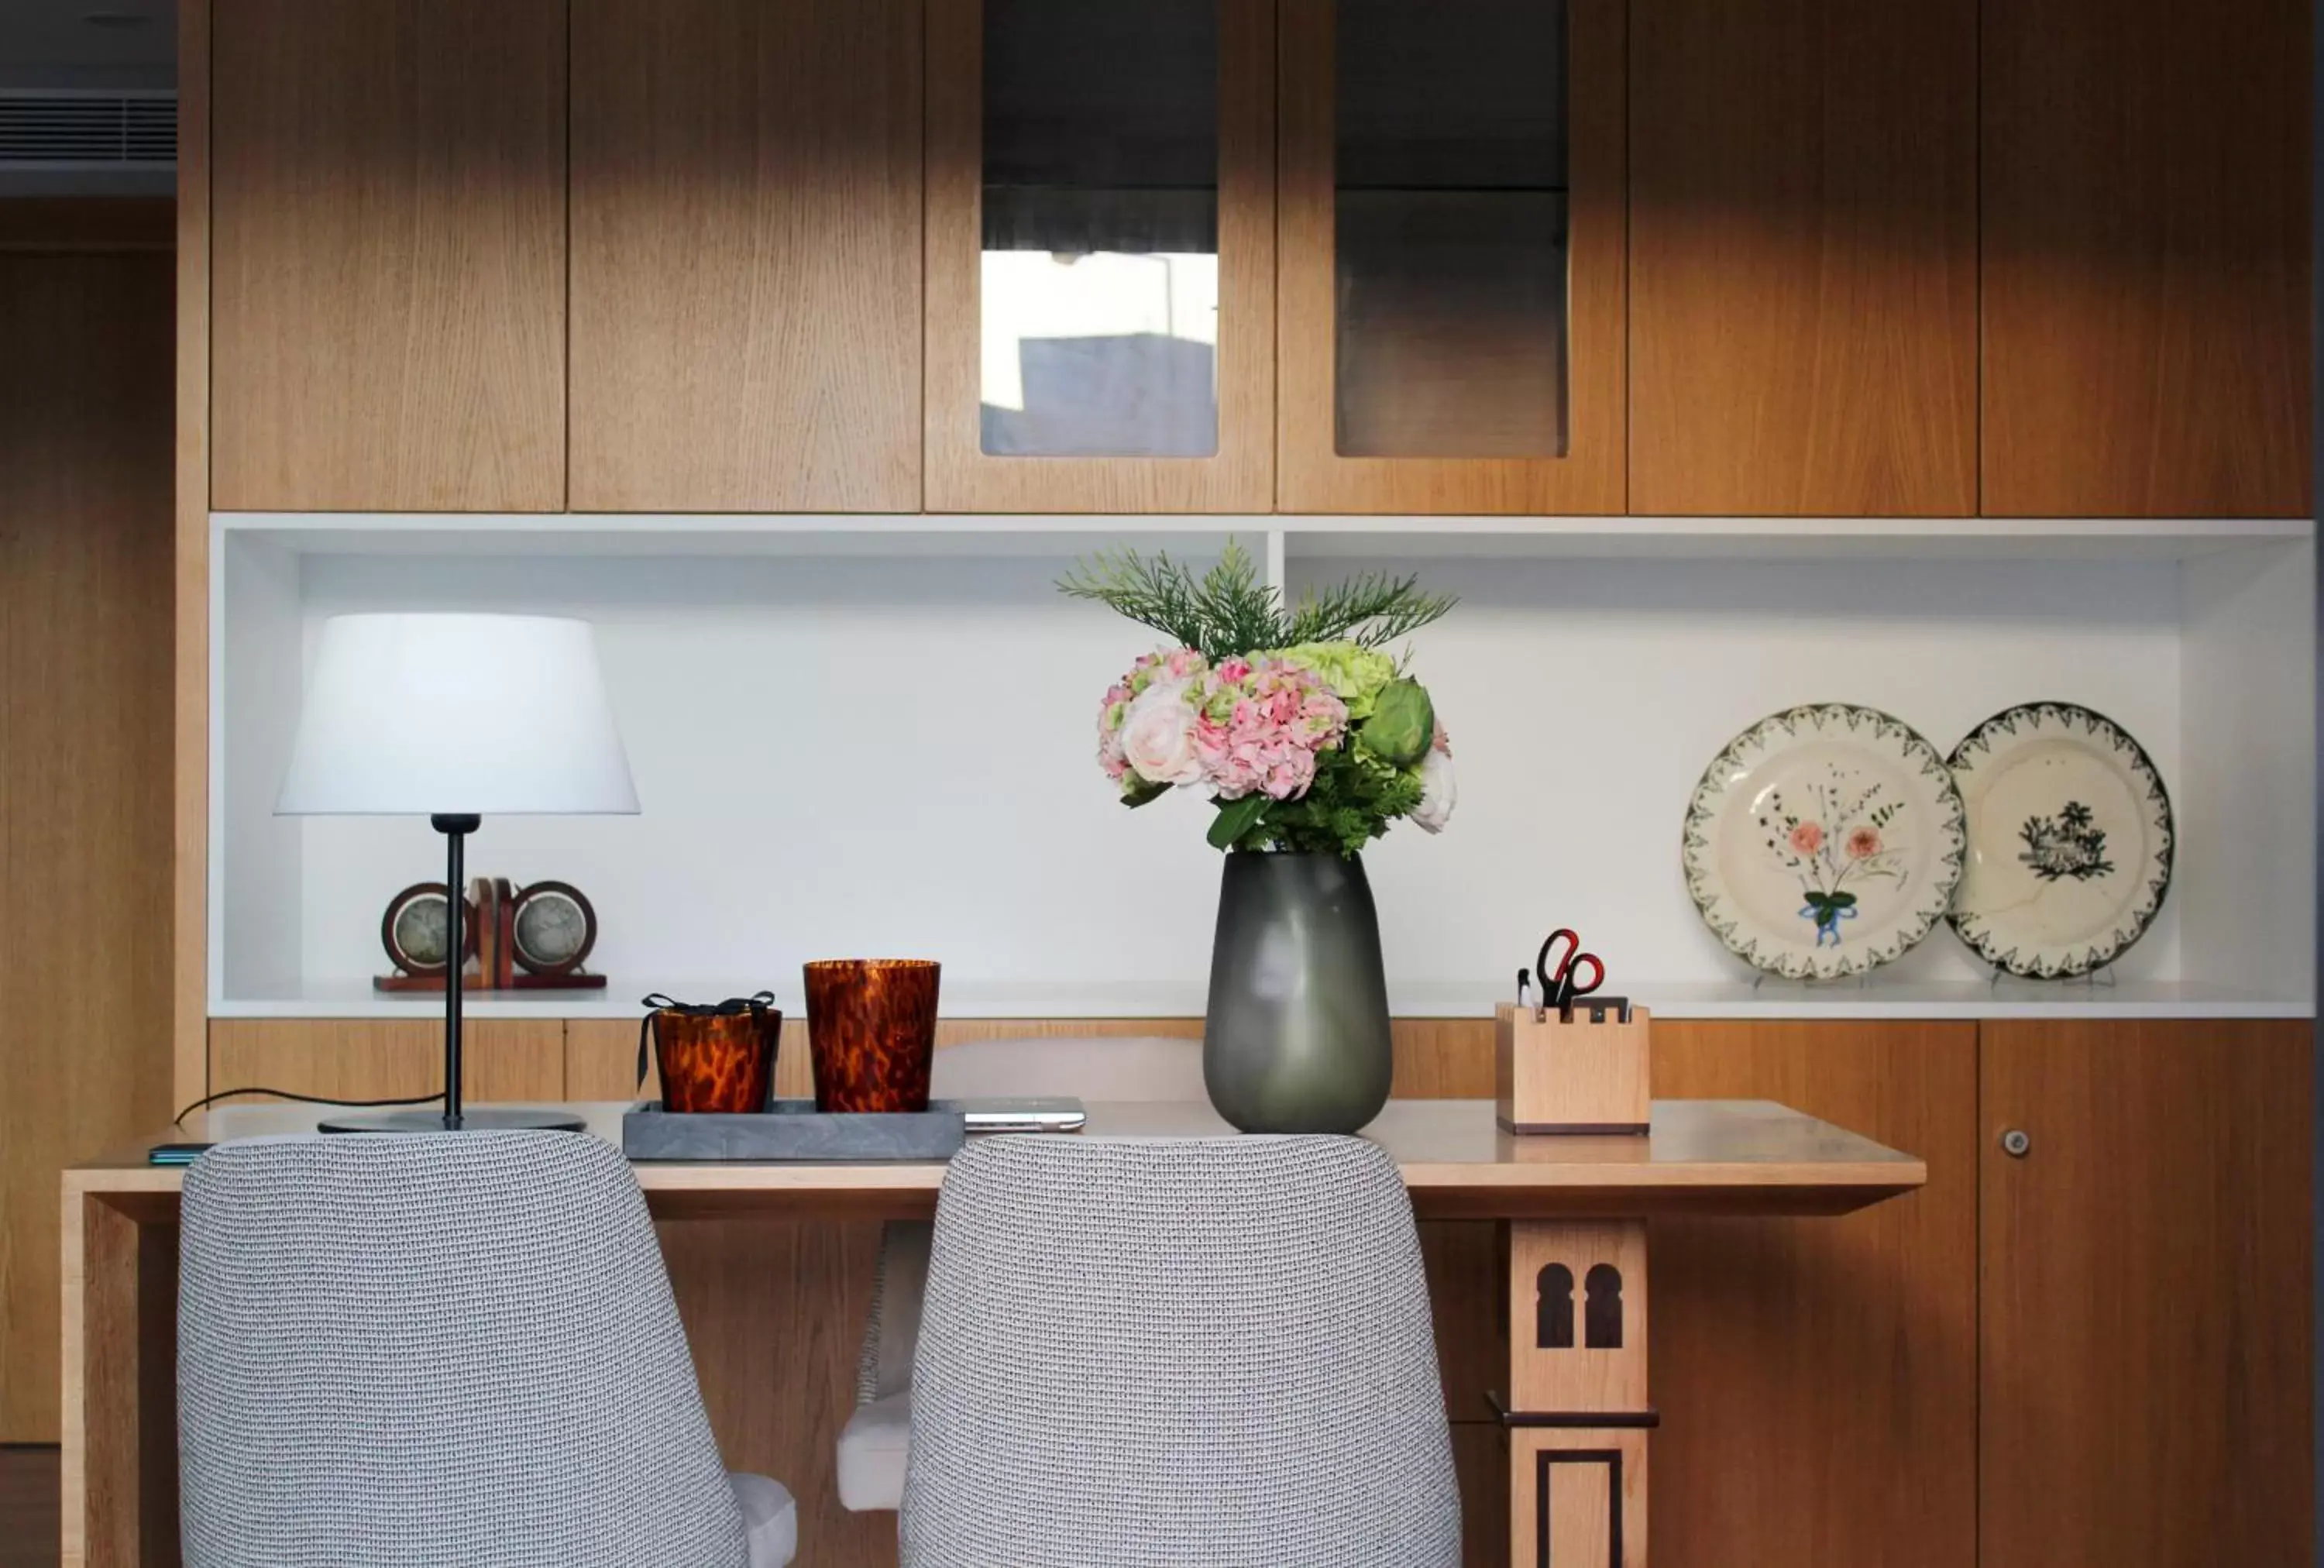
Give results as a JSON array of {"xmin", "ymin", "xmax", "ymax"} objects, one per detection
[{"xmin": 319, "ymin": 1106, "xmax": 588, "ymax": 1136}]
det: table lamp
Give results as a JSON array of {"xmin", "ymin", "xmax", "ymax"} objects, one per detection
[{"xmin": 276, "ymin": 613, "xmax": 641, "ymax": 1133}]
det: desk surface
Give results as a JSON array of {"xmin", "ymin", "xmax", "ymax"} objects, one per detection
[{"xmin": 71, "ymin": 1097, "xmax": 1924, "ymax": 1219}]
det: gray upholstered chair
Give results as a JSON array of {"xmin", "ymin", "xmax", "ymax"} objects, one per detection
[
  {"xmin": 837, "ymin": 1034, "xmax": 1208, "ymax": 1510},
  {"xmin": 177, "ymin": 1131, "xmax": 796, "ymax": 1568},
  {"xmin": 899, "ymin": 1134, "xmax": 1461, "ymax": 1567}
]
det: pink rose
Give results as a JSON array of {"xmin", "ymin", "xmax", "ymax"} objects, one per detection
[
  {"xmin": 1845, "ymin": 826, "xmax": 1882, "ymax": 860},
  {"xmin": 1789, "ymin": 822, "xmax": 1825, "ymax": 855},
  {"xmin": 1120, "ymin": 683, "xmax": 1205, "ymax": 786}
]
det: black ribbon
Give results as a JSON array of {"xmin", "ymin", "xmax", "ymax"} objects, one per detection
[{"xmin": 636, "ymin": 991, "xmax": 780, "ymax": 1092}]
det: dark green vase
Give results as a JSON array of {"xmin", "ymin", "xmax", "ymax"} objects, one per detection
[{"xmin": 1202, "ymin": 851, "xmax": 1394, "ymax": 1134}]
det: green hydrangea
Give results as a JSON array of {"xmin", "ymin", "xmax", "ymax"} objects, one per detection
[{"xmin": 1269, "ymin": 641, "xmax": 1399, "ymax": 720}]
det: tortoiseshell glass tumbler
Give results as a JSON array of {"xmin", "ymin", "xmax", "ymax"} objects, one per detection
[
  {"xmin": 647, "ymin": 996, "xmax": 781, "ymax": 1113},
  {"xmin": 803, "ymin": 959, "xmax": 940, "ymax": 1113}
]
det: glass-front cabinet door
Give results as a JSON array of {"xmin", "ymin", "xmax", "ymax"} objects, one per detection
[
  {"xmin": 925, "ymin": 0, "xmax": 1275, "ymax": 511},
  {"xmin": 1277, "ymin": 0, "xmax": 1625, "ymax": 512}
]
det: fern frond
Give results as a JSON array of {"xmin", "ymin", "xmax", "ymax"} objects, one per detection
[{"xmin": 1281, "ymin": 569, "xmax": 1458, "ymax": 648}]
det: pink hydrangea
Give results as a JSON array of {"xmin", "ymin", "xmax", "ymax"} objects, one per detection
[{"xmin": 1192, "ymin": 658, "xmax": 1348, "ymax": 802}]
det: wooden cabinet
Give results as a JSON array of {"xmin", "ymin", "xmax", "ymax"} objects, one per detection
[
  {"xmin": 1648, "ymin": 1022, "xmax": 1978, "ymax": 1568},
  {"xmin": 923, "ymin": 0, "xmax": 1276, "ymax": 512},
  {"xmin": 1276, "ymin": 0, "xmax": 1626, "ymax": 514},
  {"xmin": 1628, "ymin": 0, "xmax": 1977, "ymax": 516},
  {"xmin": 207, "ymin": 1019, "xmax": 568, "ymax": 1105},
  {"xmin": 1981, "ymin": 1020, "xmax": 2312, "ymax": 1566},
  {"xmin": 569, "ymin": 0, "xmax": 923, "ymax": 513},
  {"xmin": 209, "ymin": 0, "xmax": 569, "ymax": 512},
  {"xmin": 0, "ymin": 244, "xmax": 175, "ymax": 1445},
  {"xmin": 1982, "ymin": 0, "xmax": 2311, "ymax": 517}
]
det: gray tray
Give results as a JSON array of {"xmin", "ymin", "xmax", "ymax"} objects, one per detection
[{"xmin": 622, "ymin": 1099, "xmax": 967, "ymax": 1162}]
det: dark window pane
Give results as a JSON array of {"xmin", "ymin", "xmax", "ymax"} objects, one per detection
[
  {"xmin": 981, "ymin": 0, "xmax": 1220, "ymax": 458},
  {"xmin": 1335, "ymin": 0, "xmax": 1569, "ymax": 457}
]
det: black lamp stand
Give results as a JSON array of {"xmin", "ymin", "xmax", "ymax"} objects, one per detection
[{"xmin": 321, "ymin": 813, "xmax": 585, "ymax": 1135}]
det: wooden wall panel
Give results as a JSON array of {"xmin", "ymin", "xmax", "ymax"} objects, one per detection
[
  {"xmin": 1275, "ymin": 0, "xmax": 1627, "ymax": 514},
  {"xmin": 208, "ymin": 0, "xmax": 568, "ymax": 511},
  {"xmin": 1629, "ymin": 0, "xmax": 1977, "ymax": 515},
  {"xmin": 207, "ymin": 1019, "xmax": 567, "ymax": 1106},
  {"xmin": 174, "ymin": 0, "xmax": 212, "ymax": 1115},
  {"xmin": 922, "ymin": 0, "xmax": 1276, "ymax": 512},
  {"xmin": 0, "ymin": 245, "xmax": 175, "ymax": 1443},
  {"xmin": 569, "ymin": 0, "xmax": 923, "ymax": 512},
  {"xmin": 1649, "ymin": 1021, "xmax": 1978, "ymax": 1568},
  {"xmin": 1981, "ymin": 1020, "xmax": 2312, "ymax": 1566},
  {"xmin": 1982, "ymin": 0, "xmax": 2311, "ymax": 516}
]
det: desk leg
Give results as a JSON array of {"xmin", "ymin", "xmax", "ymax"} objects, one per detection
[
  {"xmin": 62, "ymin": 1189, "xmax": 179, "ymax": 1568},
  {"xmin": 1503, "ymin": 1221, "xmax": 1650, "ymax": 1568}
]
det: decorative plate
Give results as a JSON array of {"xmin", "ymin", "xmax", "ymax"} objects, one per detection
[
  {"xmin": 1945, "ymin": 703, "xmax": 2173, "ymax": 978},
  {"xmin": 1683, "ymin": 704, "xmax": 1967, "ymax": 981}
]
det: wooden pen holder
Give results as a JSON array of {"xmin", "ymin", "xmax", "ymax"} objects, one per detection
[{"xmin": 1495, "ymin": 1002, "xmax": 1652, "ymax": 1135}]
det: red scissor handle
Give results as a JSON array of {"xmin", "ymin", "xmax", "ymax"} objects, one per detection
[{"xmin": 1535, "ymin": 927, "xmax": 1606, "ymax": 1000}]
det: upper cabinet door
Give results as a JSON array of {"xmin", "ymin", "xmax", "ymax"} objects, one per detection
[
  {"xmin": 209, "ymin": 0, "xmax": 567, "ymax": 513},
  {"xmin": 1276, "ymin": 0, "xmax": 1625, "ymax": 515},
  {"xmin": 1629, "ymin": 0, "xmax": 1977, "ymax": 517},
  {"xmin": 569, "ymin": 0, "xmax": 923, "ymax": 513},
  {"xmin": 1983, "ymin": 0, "xmax": 2311, "ymax": 518},
  {"xmin": 924, "ymin": 0, "xmax": 1275, "ymax": 512}
]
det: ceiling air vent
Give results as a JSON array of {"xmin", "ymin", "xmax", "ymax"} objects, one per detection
[{"xmin": 0, "ymin": 89, "xmax": 177, "ymax": 168}]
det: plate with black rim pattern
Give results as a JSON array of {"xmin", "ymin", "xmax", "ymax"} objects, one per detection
[
  {"xmin": 1945, "ymin": 702, "xmax": 2173, "ymax": 978},
  {"xmin": 1683, "ymin": 703, "xmax": 1966, "ymax": 982}
]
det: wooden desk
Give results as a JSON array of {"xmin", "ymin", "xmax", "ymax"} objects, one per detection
[{"xmin": 63, "ymin": 1098, "xmax": 1923, "ymax": 1568}]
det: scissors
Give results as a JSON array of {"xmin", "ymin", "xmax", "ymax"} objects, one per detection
[{"xmin": 1533, "ymin": 927, "xmax": 1606, "ymax": 1015}]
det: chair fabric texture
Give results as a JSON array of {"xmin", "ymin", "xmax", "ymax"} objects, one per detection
[
  {"xmin": 841, "ymin": 1035, "xmax": 1208, "ymax": 1510},
  {"xmin": 898, "ymin": 1134, "xmax": 1462, "ymax": 1568},
  {"xmin": 177, "ymin": 1130, "xmax": 787, "ymax": 1568}
]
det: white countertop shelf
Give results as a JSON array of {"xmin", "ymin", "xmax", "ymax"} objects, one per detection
[
  {"xmin": 211, "ymin": 976, "xmax": 2313, "ymax": 1023},
  {"xmin": 214, "ymin": 511, "xmax": 2312, "ymax": 563}
]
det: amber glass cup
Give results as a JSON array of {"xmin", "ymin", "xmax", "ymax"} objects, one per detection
[
  {"xmin": 803, "ymin": 959, "xmax": 940, "ymax": 1113},
  {"xmin": 648, "ymin": 998, "xmax": 782, "ymax": 1114}
]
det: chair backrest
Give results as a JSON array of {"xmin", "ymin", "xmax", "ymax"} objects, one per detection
[
  {"xmin": 858, "ymin": 1034, "xmax": 1209, "ymax": 1407},
  {"xmin": 899, "ymin": 1135, "xmax": 1461, "ymax": 1568},
  {"xmin": 927, "ymin": 1033, "xmax": 1206, "ymax": 1101},
  {"xmin": 177, "ymin": 1131, "xmax": 745, "ymax": 1568}
]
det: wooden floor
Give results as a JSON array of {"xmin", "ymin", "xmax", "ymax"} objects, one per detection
[{"xmin": 0, "ymin": 1448, "xmax": 59, "ymax": 1568}]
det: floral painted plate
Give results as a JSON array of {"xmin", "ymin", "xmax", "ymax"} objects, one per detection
[
  {"xmin": 1946, "ymin": 703, "xmax": 2173, "ymax": 978},
  {"xmin": 1683, "ymin": 704, "xmax": 1966, "ymax": 981}
]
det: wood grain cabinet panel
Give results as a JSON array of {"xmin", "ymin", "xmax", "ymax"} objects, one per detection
[
  {"xmin": 1275, "ymin": 0, "xmax": 1626, "ymax": 514},
  {"xmin": 1982, "ymin": 0, "xmax": 2311, "ymax": 517},
  {"xmin": 0, "ymin": 248, "xmax": 174, "ymax": 1443},
  {"xmin": 208, "ymin": 1019, "xmax": 567, "ymax": 1106},
  {"xmin": 569, "ymin": 0, "xmax": 923, "ymax": 512},
  {"xmin": 923, "ymin": 0, "xmax": 1276, "ymax": 512},
  {"xmin": 1629, "ymin": 0, "xmax": 1977, "ymax": 516},
  {"xmin": 1648, "ymin": 1021, "xmax": 1978, "ymax": 1568},
  {"xmin": 1981, "ymin": 1020, "xmax": 2313, "ymax": 1566},
  {"xmin": 208, "ymin": 0, "xmax": 568, "ymax": 512}
]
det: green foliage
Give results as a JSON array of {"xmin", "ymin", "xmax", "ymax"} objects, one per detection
[
  {"xmin": 1059, "ymin": 538, "xmax": 1456, "ymax": 661},
  {"xmin": 1220, "ymin": 746, "xmax": 1427, "ymax": 858},
  {"xmin": 1281, "ymin": 569, "xmax": 1458, "ymax": 650},
  {"xmin": 1057, "ymin": 539, "xmax": 1283, "ymax": 662}
]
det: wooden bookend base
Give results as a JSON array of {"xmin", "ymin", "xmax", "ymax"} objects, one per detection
[{"xmin": 1496, "ymin": 1003, "xmax": 1652, "ymax": 1135}]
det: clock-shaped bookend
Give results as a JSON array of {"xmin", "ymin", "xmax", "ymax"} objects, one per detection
[{"xmin": 376, "ymin": 877, "xmax": 607, "ymax": 992}]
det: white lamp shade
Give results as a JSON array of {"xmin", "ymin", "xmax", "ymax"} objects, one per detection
[{"xmin": 276, "ymin": 614, "xmax": 641, "ymax": 816}]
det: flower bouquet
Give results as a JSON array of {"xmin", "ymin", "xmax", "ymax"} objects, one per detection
[
  {"xmin": 1060, "ymin": 541, "xmax": 1456, "ymax": 1135},
  {"xmin": 1065, "ymin": 541, "xmax": 1457, "ymax": 854}
]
